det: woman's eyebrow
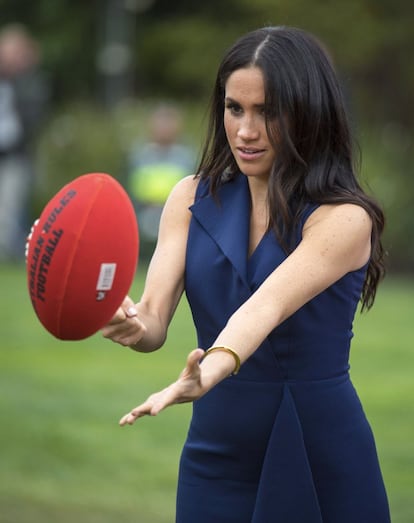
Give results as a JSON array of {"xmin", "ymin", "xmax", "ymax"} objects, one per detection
[{"xmin": 225, "ymin": 96, "xmax": 265, "ymax": 109}]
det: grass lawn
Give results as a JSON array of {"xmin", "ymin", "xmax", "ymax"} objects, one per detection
[{"xmin": 0, "ymin": 264, "xmax": 413, "ymax": 522}]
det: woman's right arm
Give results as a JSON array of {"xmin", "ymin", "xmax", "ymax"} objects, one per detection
[{"xmin": 101, "ymin": 175, "xmax": 199, "ymax": 351}]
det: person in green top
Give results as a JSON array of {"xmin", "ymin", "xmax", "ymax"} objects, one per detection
[{"xmin": 127, "ymin": 103, "xmax": 195, "ymax": 258}]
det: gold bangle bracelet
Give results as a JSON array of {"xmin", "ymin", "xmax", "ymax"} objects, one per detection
[{"xmin": 203, "ymin": 346, "xmax": 241, "ymax": 375}]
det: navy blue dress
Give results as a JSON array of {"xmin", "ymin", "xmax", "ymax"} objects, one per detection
[{"xmin": 177, "ymin": 174, "xmax": 390, "ymax": 522}]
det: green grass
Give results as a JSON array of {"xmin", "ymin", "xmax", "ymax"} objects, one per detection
[
  {"xmin": 351, "ymin": 279, "xmax": 414, "ymax": 523},
  {"xmin": 0, "ymin": 264, "xmax": 413, "ymax": 522}
]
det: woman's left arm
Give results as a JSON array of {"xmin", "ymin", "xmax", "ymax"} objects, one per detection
[
  {"xmin": 119, "ymin": 203, "xmax": 372, "ymax": 425},
  {"xmin": 209, "ymin": 203, "xmax": 372, "ymax": 368}
]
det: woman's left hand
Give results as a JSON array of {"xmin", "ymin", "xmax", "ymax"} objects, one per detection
[{"xmin": 119, "ymin": 348, "xmax": 206, "ymax": 426}]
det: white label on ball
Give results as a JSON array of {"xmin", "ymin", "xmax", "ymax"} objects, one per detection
[{"xmin": 96, "ymin": 263, "xmax": 117, "ymax": 291}]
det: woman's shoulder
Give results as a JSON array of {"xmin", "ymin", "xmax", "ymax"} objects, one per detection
[
  {"xmin": 166, "ymin": 174, "xmax": 201, "ymax": 207},
  {"xmin": 303, "ymin": 202, "xmax": 371, "ymax": 233},
  {"xmin": 301, "ymin": 202, "xmax": 372, "ymax": 271}
]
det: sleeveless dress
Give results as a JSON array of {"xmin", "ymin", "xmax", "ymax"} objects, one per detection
[{"xmin": 177, "ymin": 173, "xmax": 390, "ymax": 523}]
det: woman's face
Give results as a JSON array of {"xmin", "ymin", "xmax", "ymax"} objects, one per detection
[{"xmin": 224, "ymin": 66, "xmax": 277, "ymax": 182}]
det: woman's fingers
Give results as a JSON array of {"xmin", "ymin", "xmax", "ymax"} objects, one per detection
[
  {"xmin": 119, "ymin": 398, "xmax": 157, "ymax": 425},
  {"xmin": 179, "ymin": 348, "xmax": 204, "ymax": 380},
  {"xmin": 105, "ymin": 296, "xmax": 137, "ymax": 326},
  {"xmin": 105, "ymin": 306, "xmax": 127, "ymax": 325},
  {"xmin": 119, "ymin": 349, "xmax": 206, "ymax": 427},
  {"xmin": 119, "ymin": 388, "xmax": 171, "ymax": 426},
  {"xmin": 101, "ymin": 296, "xmax": 146, "ymax": 346}
]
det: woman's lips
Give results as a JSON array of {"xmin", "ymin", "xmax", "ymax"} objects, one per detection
[{"xmin": 236, "ymin": 147, "xmax": 266, "ymax": 161}]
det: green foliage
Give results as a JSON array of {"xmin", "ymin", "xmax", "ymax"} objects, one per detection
[
  {"xmin": 358, "ymin": 126, "xmax": 414, "ymax": 272},
  {"xmin": 35, "ymin": 102, "xmax": 125, "ymax": 204},
  {"xmin": 2, "ymin": 0, "xmax": 413, "ymax": 122},
  {"xmin": 0, "ymin": 264, "xmax": 413, "ymax": 522},
  {"xmin": 138, "ymin": 18, "xmax": 233, "ymax": 98},
  {"xmin": 2, "ymin": 0, "xmax": 412, "ymax": 267},
  {"xmin": 32, "ymin": 100, "xmax": 205, "ymax": 218}
]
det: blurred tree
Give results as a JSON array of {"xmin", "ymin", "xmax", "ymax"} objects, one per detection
[
  {"xmin": 0, "ymin": 0, "xmax": 412, "ymax": 127},
  {"xmin": 0, "ymin": 0, "xmax": 412, "ymax": 270},
  {"xmin": 0, "ymin": 0, "xmax": 98, "ymax": 100},
  {"xmin": 137, "ymin": 0, "xmax": 414, "ymax": 127}
]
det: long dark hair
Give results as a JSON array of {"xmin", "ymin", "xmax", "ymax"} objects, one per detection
[{"xmin": 198, "ymin": 26, "xmax": 385, "ymax": 310}]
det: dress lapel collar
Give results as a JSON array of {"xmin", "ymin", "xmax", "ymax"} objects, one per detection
[{"xmin": 190, "ymin": 174, "xmax": 251, "ymax": 289}]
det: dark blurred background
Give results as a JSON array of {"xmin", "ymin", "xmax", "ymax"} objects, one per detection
[{"xmin": 0, "ymin": 0, "xmax": 413, "ymax": 271}]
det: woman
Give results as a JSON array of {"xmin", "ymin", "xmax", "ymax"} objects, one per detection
[{"xmin": 103, "ymin": 26, "xmax": 390, "ymax": 522}]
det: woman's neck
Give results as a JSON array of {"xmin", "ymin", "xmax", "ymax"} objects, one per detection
[{"xmin": 247, "ymin": 177, "xmax": 269, "ymax": 256}]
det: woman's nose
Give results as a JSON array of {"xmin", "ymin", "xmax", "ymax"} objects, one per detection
[{"xmin": 237, "ymin": 115, "xmax": 260, "ymax": 140}]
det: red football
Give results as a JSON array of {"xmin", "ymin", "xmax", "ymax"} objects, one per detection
[{"xmin": 26, "ymin": 172, "xmax": 139, "ymax": 340}]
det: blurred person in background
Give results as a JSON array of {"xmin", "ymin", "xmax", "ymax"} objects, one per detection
[
  {"xmin": 0, "ymin": 24, "xmax": 49, "ymax": 262},
  {"xmin": 127, "ymin": 103, "xmax": 195, "ymax": 259}
]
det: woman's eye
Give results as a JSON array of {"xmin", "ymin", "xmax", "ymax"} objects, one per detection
[
  {"xmin": 226, "ymin": 103, "xmax": 242, "ymax": 115},
  {"xmin": 258, "ymin": 105, "xmax": 272, "ymax": 118}
]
